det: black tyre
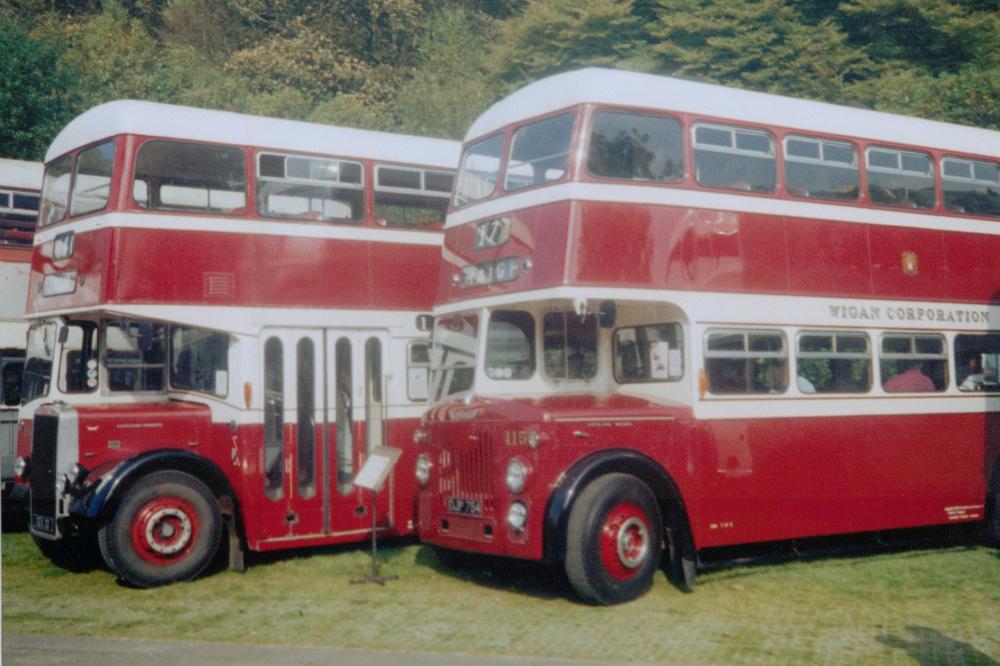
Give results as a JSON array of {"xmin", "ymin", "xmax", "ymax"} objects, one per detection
[
  {"xmin": 98, "ymin": 470, "xmax": 222, "ymax": 588},
  {"xmin": 985, "ymin": 478, "xmax": 1000, "ymax": 547},
  {"xmin": 564, "ymin": 473, "xmax": 663, "ymax": 605}
]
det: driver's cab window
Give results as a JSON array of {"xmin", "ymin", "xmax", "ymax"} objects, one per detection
[
  {"xmin": 485, "ymin": 310, "xmax": 535, "ymax": 380},
  {"xmin": 104, "ymin": 320, "xmax": 167, "ymax": 391},
  {"xmin": 543, "ymin": 312, "xmax": 598, "ymax": 380},
  {"xmin": 614, "ymin": 323, "xmax": 684, "ymax": 383},
  {"xmin": 59, "ymin": 322, "xmax": 99, "ymax": 393}
]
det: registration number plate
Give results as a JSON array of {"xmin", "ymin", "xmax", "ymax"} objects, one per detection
[
  {"xmin": 447, "ymin": 498, "xmax": 482, "ymax": 516},
  {"xmin": 460, "ymin": 256, "xmax": 520, "ymax": 289},
  {"xmin": 31, "ymin": 514, "xmax": 55, "ymax": 534}
]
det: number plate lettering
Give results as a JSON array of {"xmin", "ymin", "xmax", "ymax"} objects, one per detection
[{"xmin": 447, "ymin": 497, "xmax": 482, "ymax": 515}]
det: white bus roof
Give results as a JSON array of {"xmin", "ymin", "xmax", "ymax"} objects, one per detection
[
  {"xmin": 46, "ymin": 100, "xmax": 461, "ymax": 169},
  {"xmin": 466, "ymin": 68, "xmax": 1000, "ymax": 158},
  {"xmin": 0, "ymin": 158, "xmax": 44, "ymax": 191}
]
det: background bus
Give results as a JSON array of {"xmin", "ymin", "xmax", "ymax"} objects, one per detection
[
  {"xmin": 1, "ymin": 157, "xmax": 42, "ymax": 514},
  {"xmin": 15, "ymin": 100, "xmax": 458, "ymax": 587},
  {"xmin": 415, "ymin": 68, "xmax": 1000, "ymax": 604}
]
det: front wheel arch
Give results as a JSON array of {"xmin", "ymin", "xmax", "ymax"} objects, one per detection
[{"xmin": 544, "ymin": 449, "xmax": 697, "ymax": 589}]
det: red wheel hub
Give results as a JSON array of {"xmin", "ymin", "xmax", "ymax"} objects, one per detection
[
  {"xmin": 599, "ymin": 502, "xmax": 650, "ymax": 581},
  {"xmin": 130, "ymin": 497, "xmax": 200, "ymax": 565}
]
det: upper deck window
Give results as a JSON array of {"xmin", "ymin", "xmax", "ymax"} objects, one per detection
[
  {"xmin": 588, "ymin": 111, "xmax": 684, "ymax": 183},
  {"xmin": 257, "ymin": 152, "xmax": 363, "ymax": 223},
  {"xmin": 543, "ymin": 312, "xmax": 597, "ymax": 380},
  {"xmin": 504, "ymin": 113, "xmax": 574, "ymax": 192},
  {"xmin": 941, "ymin": 157, "xmax": 1000, "ymax": 218},
  {"xmin": 40, "ymin": 153, "xmax": 73, "ymax": 227},
  {"xmin": 134, "ymin": 140, "xmax": 246, "ymax": 214},
  {"xmin": 454, "ymin": 133, "xmax": 503, "ymax": 207},
  {"xmin": 866, "ymin": 147, "xmax": 934, "ymax": 209},
  {"xmin": 693, "ymin": 123, "xmax": 776, "ymax": 192},
  {"xmin": 784, "ymin": 136, "xmax": 859, "ymax": 201},
  {"xmin": 70, "ymin": 140, "xmax": 115, "ymax": 217},
  {"xmin": 374, "ymin": 165, "xmax": 453, "ymax": 228}
]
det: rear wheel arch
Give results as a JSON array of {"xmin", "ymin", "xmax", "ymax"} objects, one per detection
[{"xmin": 543, "ymin": 449, "xmax": 697, "ymax": 589}]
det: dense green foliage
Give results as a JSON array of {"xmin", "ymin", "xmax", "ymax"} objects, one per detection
[{"xmin": 2, "ymin": 0, "xmax": 999, "ymax": 159}]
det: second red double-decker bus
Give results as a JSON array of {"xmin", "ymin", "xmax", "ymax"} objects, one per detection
[
  {"xmin": 416, "ymin": 68, "xmax": 1000, "ymax": 604},
  {"xmin": 15, "ymin": 101, "xmax": 458, "ymax": 587}
]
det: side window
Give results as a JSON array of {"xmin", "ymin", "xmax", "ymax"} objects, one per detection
[
  {"xmin": 880, "ymin": 333, "xmax": 947, "ymax": 392},
  {"xmin": 257, "ymin": 152, "xmax": 363, "ymax": 223},
  {"xmin": 543, "ymin": 312, "xmax": 597, "ymax": 380},
  {"xmin": 407, "ymin": 340, "xmax": 431, "ymax": 401},
  {"xmin": 429, "ymin": 314, "xmax": 478, "ymax": 400},
  {"xmin": 796, "ymin": 331, "xmax": 871, "ymax": 394},
  {"xmin": 263, "ymin": 337, "xmax": 284, "ymax": 500},
  {"xmin": 104, "ymin": 321, "xmax": 166, "ymax": 392},
  {"xmin": 866, "ymin": 147, "xmax": 935, "ymax": 209},
  {"xmin": 505, "ymin": 113, "xmax": 574, "ymax": 192},
  {"xmin": 705, "ymin": 329, "xmax": 787, "ymax": 394},
  {"xmin": 70, "ymin": 140, "xmax": 115, "ymax": 217},
  {"xmin": 58, "ymin": 322, "xmax": 99, "ymax": 394},
  {"xmin": 134, "ymin": 140, "xmax": 246, "ymax": 213},
  {"xmin": 694, "ymin": 123, "xmax": 776, "ymax": 192},
  {"xmin": 941, "ymin": 157, "xmax": 1000, "ymax": 218},
  {"xmin": 485, "ymin": 310, "xmax": 535, "ymax": 380},
  {"xmin": 40, "ymin": 153, "xmax": 73, "ymax": 227},
  {"xmin": 374, "ymin": 165, "xmax": 453, "ymax": 228},
  {"xmin": 169, "ymin": 326, "xmax": 229, "ymax": 397},
  {"xmin": 334, "ymin": 337, "xmax": 353, "ymax": 495},
  {"xmin": 588, "ymin": 111, "xmax": 684, "ymax": 183},
  {"xmin": 954, "ymin": 333, "xmax": 1000, "ymax": 392},
  {"xmin": 1, "ymin": 356, "xmax": 24, "ymax": 406},
  {"xmin": 614, "ymin": 323, "xmax": 684, "ymax": 383},
  {"xmin": 784, "ymin": 136, "xmax": 859, "ymax": 201},
  {"xmin": 454, "ymin": 133, "xmax": 503, "ymax": 207},
  {"xmin": 296, "ymin": 338, "xmax": 316, "ymax": 499}
]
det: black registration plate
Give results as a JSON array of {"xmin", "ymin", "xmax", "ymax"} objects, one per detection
[
  {"xmin": 447, "ymin": 497, "xmax": 482, "ymax": 516},
  {"xmin": 31, "ymin": 514, "xmax": 55, "ymax": 534}
]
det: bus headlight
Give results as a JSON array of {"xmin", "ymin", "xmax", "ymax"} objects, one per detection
[
  {"xmin": 13, "ymin": 456, "xmax": 29, "ymax": 480},
  {"xmin": 505, "ymin": 459, "xmax": 528, "ymax": 493},
  {"xmin": 507, "ymin": 501, "xmax": 528, "ymax": 531},
  {"xmin": 415, "ymin": 454, "xmax": 432, "ymax": 486},
  {"xmin": 55, "ymin": 474, "xmax": 69, "ymax": 496}
]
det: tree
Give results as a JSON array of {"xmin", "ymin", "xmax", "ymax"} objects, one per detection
[
  {"xmin": 488, "ymin": 0, "xmax": 644, "ymax": 88},
  {"xmin": 0, "ymin": 14, "xmax": 80, "ymax": 160},
  {"xmin": 649, "ymin": 0, "xmax": 876, "ymax": 103}
]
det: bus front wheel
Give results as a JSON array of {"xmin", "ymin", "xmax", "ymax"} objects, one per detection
[
  {"xmin": 564, "ymin": 473, "xmax": 662, "ymax": 605},
  {"xmin": 98, "ymin": 470, "xmax": 222, "ymax": 588}
]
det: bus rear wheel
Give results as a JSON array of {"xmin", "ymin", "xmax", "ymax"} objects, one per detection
[
  {"xmin": 98, "ymin": 470, "xmax": 222, "ymax": 588},
  {"xmin": 564, "ymin": 473, "xmax": 662, "ymax": 605}
]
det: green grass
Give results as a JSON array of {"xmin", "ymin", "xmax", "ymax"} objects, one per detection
[{"xmin": 3, "ymin": 529, "xmax": 999, "ymax": 664}]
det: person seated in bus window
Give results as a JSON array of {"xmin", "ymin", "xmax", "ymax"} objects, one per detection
[
  {"xmin": 883, "ymin": 362, "xmax": 935, "ymax": 393},
  {"xmin": 959, "ymin": 356, "xmax": 986, "ymax": 391},
  {"xmin": 709, "ymin": 360, "xmax": 746, "ymax": 394}
]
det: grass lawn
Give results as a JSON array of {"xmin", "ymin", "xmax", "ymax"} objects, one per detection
[{"xmin": 3, "ymin": 527, "xmax": 999, "ymax": 665}]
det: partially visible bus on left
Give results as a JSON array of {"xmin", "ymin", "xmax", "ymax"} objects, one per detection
[{"xmin": 1, "ymin": 157, "xmax": 42, "ymax": 512}]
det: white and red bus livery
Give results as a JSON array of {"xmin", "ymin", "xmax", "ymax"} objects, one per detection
[
  {"xmin": 15, "ymin": 100, "xmax": 458, "ymax": 586},
  {"xmin": 416, "ymin": 68, "xmax": 1000, "ymax": 604},
  {"xmin": 1, "ymin": 158, "xmax": 43, "ymax": 510}
]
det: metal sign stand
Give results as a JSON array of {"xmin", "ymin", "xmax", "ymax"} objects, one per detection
[{"xmin": 350, "ymin": 446, "xmax": 401, "ymax": 586}]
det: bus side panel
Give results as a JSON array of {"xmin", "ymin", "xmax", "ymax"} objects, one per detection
[{"xmin": 690, "ymin": 412, "xmax": 987, "ymax": 549}]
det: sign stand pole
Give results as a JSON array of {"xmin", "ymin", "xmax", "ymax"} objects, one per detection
[{"xmin": 350, "ymin": 447, "xmax": 401, "ymax": 586}]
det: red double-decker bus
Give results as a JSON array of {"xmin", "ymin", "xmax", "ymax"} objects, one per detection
[
  {"xmin": 1, "ymin": 158, "xmax": 42, "ymax": 512},
  {"xmin": 14, "ymin": 101, "xmax": 458, "ymax": 587},
  {"xmin": 415, "ymin": 68, "xmax": 1000, "ymax": 604}
]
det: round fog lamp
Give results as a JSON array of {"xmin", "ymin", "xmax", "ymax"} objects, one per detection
[
  {"xmin": 507, "ymin": 501, "xmax": 528, "ymax": 531},
  {"xmin": 13, "ymin": 456, "xmax": 28, "ymax": 479},
  {"xmin": 415, "ymin": 454, "xmax": 432, "ymax": 486},
  {"xmin": 505, "ymin": 459, "xmax": 527, "ymax": 493}
]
